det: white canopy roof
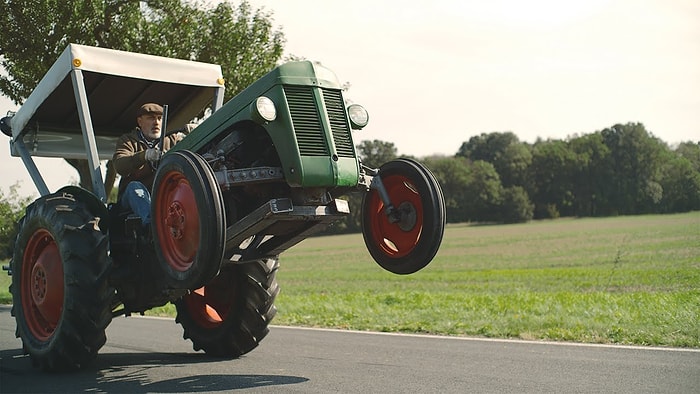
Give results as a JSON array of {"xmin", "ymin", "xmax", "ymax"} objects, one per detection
[{"xmin": 10, "ymin": 44, "xmax": 224, "ymax": 160}]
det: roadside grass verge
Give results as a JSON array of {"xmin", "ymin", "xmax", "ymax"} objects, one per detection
[
  {"xmin": 273, "ymin": 212, "xmax": 700, "ymax": 347},
  {"xmin": 1, "ymin": 212, "xmax": 698, "ymax": 347}
]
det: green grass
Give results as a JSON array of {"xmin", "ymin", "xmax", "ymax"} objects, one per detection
[
  {"xmin": 273, "ymin": 212, "xmax": 700, "ymax": 347},
  {"xmin": 2, "ymin": 212, "xmax": 698, "ymax": 347},
  {"xmin": 0, "ymin": 264, "xmax": 9, "ymax": 305}
]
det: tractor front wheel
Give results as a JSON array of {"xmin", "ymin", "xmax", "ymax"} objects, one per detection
[
  {"xmin": 361, "ymin": 158, "xmax": 446, "ymax": 274},
  {"xmin": 152, "ymin": 150, "xmax": 226, "ymax": 290}
]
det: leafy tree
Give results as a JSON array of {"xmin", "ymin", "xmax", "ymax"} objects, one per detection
[
  {"xmin": 500, "ymin": 186, "xmax": 534, "ymax": 223},
  {"xmin": 568, "ymin": 132, "xmax": 611, "ymax": 216},
  {"xmin": 0, "ymin": 184, "xmax": 32, "ymax": 260},
  {"xmin": 464, "ymin": 160, "xmax": 503, "ymax": 222},
  {"xmin": 600, "ymin": 123, "xmax": 666, "ymax": 214},
  {"xmin": 657, "ymin": 149, "xmax": 700, "ymax": 212},
  {"xmin": 0, "ymin": 0, "xmax": 284, "ymax": 196},
  {"xmin": 456, "ymin": 132, "xmax": 531, "ymax": 188},
  {"xmin": 529, "ymin": 139, "xmax": 577, "ymax": 218},
  {"xmin": 675, "ymin": 141, "xmax": 700, "ymax": 173},
  {"xmin": 497, "ymin": 142, "xmax": 532, "ymax": 188},
  {"xmin": 651, "ymin": 141, "xmax": 700, "ymax": 213},
  {"xmin": 456, "ymin": 131, "xmax": 520, "ymax": 163},
  {"xmin": 424, "ymin": 156, "xmax": 471, "ymax": 223},
  {"xmin": 356, "ymin": 139, "xmax": 398, "ymax": 168}
]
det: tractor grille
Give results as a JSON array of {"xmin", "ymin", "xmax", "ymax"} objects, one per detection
[
  {"xmin": 284, "ymin": 86, "xmax": 329, "ymax": 156},
  {"xmin": 284, "ymin": 85, "xmax": 355, "ymax": 158},
  {"xmin": 322, "ymin": 89, "xmax": 355, "ymax": 158}
]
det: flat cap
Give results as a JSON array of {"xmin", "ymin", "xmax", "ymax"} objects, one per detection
[{"xmin": 136, "ymin": 103, "xmax": 163, "ymax": 117}]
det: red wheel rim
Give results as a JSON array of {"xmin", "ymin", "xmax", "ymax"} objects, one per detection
[
  {"xmin": 155, "ymin": 171, "xmax": 200, "ymax": 272},
  {"xmin": 21, "ymin": 229, "xmax": 64, "ymax": 341},
  {"xmin": 367, "ymin": 174, "xmax": 424, "ymax": 258},
  {"xmin": 183, "ymin": 272, "xmax": 233, "ymax": 329}
]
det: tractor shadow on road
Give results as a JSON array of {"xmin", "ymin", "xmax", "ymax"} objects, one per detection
[{"xmin": 0, "ymin": 348, "xmax": 309, "ymax": 393}]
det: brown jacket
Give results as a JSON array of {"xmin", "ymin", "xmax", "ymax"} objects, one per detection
[{"xmin": 113, "ymin": 128, "xmax": 179, "ymax": 197}]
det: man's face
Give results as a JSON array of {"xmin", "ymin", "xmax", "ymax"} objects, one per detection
[{"xmin": 137, "ymin": 113, "xmax": 162, "ymax": 140}]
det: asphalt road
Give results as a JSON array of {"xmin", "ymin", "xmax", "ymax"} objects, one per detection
[{"xmin": 1, "ymin": 305, "xmax": 698, "ymax": 393}]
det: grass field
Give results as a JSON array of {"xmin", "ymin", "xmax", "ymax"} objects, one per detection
[{"xmin": 2, "ymin": 212, "xmax": 698, "ymax": 347}]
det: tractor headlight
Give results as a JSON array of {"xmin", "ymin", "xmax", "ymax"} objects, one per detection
[
  {"xmin": 347, "ymin": 104, "xmax": 369, "ymax": 130},
  {"xmin": 251, "ymin": 96, "xmax": 277, "ymax": 123}
]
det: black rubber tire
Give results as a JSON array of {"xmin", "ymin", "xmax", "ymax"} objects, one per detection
[
  {"xmin": 151, "ymin": 150, "xmax": 226, "ymax": 290},
  {"xmin": 10, "ymin": 191, "xmax": 113, "ymax": 371},
  {"xmin": 174, "ymin": 258, "xmax": 280, "ymax": 357},
  {"xmin": 361, "ymin": 158, "xmax": 446, "ymax": 274}
]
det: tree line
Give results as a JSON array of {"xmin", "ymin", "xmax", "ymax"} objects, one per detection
[{"xmin": 328, "ymin": 122, "xmax": 699, "ymax": 233}]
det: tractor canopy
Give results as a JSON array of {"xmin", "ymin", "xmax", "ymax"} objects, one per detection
[
  {"xmin": 4, "ymin": 43, "xmax": 224, "ymax": 199},
  {"xmin": 8, "ymin": 44, "xmax": 224, "ymax": 160}
]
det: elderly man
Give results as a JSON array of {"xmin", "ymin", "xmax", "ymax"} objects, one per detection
[{"xmin": 113, "ymin": 103, "xmax": 185, "ymax": 226}]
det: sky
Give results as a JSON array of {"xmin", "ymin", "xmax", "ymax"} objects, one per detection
[{"xmin": 1, "ymin": 0, "xmax": 699, "ymax": 197}]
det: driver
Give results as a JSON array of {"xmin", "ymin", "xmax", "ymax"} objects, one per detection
[{"xmin": 113, "ymin": 103, "xmax": 186, "ymax": 227}]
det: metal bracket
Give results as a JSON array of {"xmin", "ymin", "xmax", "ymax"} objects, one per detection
[
  {"xmin": 11, "ymin": 138, "xmax": 50, "ymax": 196},
  {"xmin": 214, "ymin": 166, "xmax": 285, "ymax": 189},
  {"xmin": 364, "ymin": 165, "xmax": 400, "ymax": 223},
  {"xmin": 223, "ymin": 198, "xmax": 349, "ymax": 262}
]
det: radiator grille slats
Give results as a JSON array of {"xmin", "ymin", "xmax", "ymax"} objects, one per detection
[
  {"xmin": 285, "ymin": 86, "xmax": 328, "ymax": 156},
  {"xmin": 284, "ymin": 85, "xmax": 355, "ymax": 158},
  {"xmin": 322, "ymin": 89, "xmax": 355, "ymax": 158}
]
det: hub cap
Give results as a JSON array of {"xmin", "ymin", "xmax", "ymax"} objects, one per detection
[{"xmin": 21, "ymin": 229, "xmax": 64, "ymax": 341}]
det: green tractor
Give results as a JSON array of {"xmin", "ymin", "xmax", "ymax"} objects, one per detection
[{"xmin": 1, "ymin": 44, "xmax": 445, "ymax": 371}]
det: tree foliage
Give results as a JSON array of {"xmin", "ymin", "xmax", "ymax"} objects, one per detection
[
  {"xmin": 600, "ymin": 123, "xmax": 667, "ymax": 214},
  {"xmin": 0, "ymin": 0, "xmax": 284, "ymax": 103},
  {"xmin": 501, "ymin": 186, "xmax": 534, "ymax": 224},
  {"xmin": 423, "ymin": 156, "xmax": 471, "ymax": 222},
  {"xmin": 529, "ymin": 139, "xmax": 577, "ymax": 218},
  {"xmin": 568, "ymin": 132, "xmax": 610, "ymax": 216},
  {"xmin": 0, "ymin": 184, "xmax": 32, "ymax": 260},
  {"xmin": 457, "ymin": 131, "xmax": 520, "ymax": 164},
  {"xmin": 354, "ymin": 122, "xmax": 699, "ymax": 228},
  {"xmin": 462, "ymin": 160, "xmax": 503, "ymax": 222},
  {"xmin": 657, "ymin": 147, "xmax": 700, "ymax": 212},
  {"xmin": 355, "ymin": 140, "xmax": 398, "ymax": 168},
  {"xmin": 331, "ymin": 122, "xmax": 697, "ymax": 231},
  {"xmin": 452, "ymin": 122, "xmax": 699, "ymax": 222}
]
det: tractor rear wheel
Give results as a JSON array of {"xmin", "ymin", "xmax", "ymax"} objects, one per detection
[
  {"xmin": 10, "ymin": 191, "xmax": 112, "ymax": 371},
  {"xmin": 174, "ymin": 258, "xmax": 280, "ymax": 357},
  {"xmin": 361, "ymin": 158, "xmax": 446, "ymax": 274}
]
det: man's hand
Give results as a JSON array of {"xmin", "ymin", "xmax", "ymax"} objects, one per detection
[
  {"xmin": 145, "ymin": 147, "xmax": 161, "ymax": 164},
  {"xmin": 173, "ymin": 123, "xmax": 197, "ymax": 142}
]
